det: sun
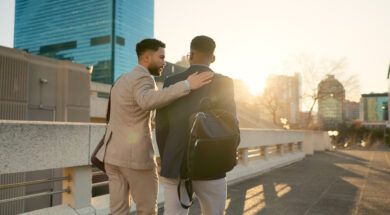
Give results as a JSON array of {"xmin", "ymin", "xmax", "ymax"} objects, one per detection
[
  {"xmin": 215, "ymin": 52, "xmax": 273, "ymax": 96},
  {"xmin": 240, "ymin": 76, "xmax": 266, "ymax": 96},
  {"xmin": 248, "ymin": 82, "xmax": 264, "ymax": 96}
]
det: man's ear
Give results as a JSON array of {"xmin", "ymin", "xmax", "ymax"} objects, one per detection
[
  {"xmin": 143, "ymin": 51, "xmax": 152, "ymax": 64},
  {"xmin": 211, "ymin": 55, "xmax": 216, "ymax": 63}
]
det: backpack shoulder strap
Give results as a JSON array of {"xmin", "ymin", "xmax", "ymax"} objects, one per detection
[{"xmin": 177, "ymin": 179, "xmax": 194, "ymax": 209}]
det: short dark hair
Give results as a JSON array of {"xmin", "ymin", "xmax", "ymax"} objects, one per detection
[
  {"xmin": 190, "ymin": 35, "xmax": 216, "ymax": 55},
  {"xmin": 136, "ymin": 39, "xmax": 166, "ymax": 58}
]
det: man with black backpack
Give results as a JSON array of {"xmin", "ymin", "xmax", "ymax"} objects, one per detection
[
  {"xmin": 156, "ymin": 35, "xmax": 239, "ymax": 215},
  {"xmin": 93, "ymin": 39, "xmax": 214, "ymax": 215}
]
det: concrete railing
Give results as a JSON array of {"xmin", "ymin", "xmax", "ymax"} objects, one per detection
[{"xmin": 0, "ymin": 120, "xmax": 331, "ymax": 215}]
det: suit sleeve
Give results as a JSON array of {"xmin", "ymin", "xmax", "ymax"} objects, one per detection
[
  {"xmin": 133, "ymin": 74, "xmax": 190, "ymax": 111},
  {"xmin": 155, "ymin": 80, "xmax": 171, "ymax": 160}
]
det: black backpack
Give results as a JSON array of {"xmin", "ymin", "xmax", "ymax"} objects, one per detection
[{"xmin": 178, "ymin": 107, "xmax": 240, "ymax": 209}]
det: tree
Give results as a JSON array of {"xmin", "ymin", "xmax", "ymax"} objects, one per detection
[
  {"xmin": 258, "ymin": 85, "xmax": 286, "ymax": 125},
  {"xmin": 288, "ymin": 54, "xmax": 360, "ymax": 128}
]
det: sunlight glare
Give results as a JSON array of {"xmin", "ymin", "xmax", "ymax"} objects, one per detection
[
  {"xmin": 218, "ymin": 50, "xmax": 282, "ymax": 96},
  {"xmin": 247, "ymin": 80, "xmax": 264, "ymax": 96}
]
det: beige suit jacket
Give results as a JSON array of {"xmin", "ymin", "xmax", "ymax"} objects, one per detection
[{"xmin": 96, "ymin": 65, "xmax": 190, "ymax": 169}]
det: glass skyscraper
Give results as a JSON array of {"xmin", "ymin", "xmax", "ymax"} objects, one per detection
[
  {"xmin": 14, "ymin": 0, "xmax": 154, "ymax": 84},
  {"xmin": 318, "ymin": 75, "xmax": 345, "ymax": 129}
]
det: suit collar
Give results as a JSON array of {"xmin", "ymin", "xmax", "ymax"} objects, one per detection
[
  {"xmin": 190, "ymin": 64, "xmax": 210, "ymax": 69},
  {"xmin": 189, "ymin": 64, "xmax": 214, "ymax": 73},
  {"xmin": 191, "ymin": 63, "xmax": 209, "ymax": 67},
  {"xmin": 135, "ymin": 64, "xmax": 150, "ymax": 75}
]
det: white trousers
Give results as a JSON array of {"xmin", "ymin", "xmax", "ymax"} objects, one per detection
[{"xmin": 161, "ymin": 177, "xmax": 227, "ymax": 215}]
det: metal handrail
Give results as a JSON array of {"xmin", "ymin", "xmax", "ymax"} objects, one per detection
[
  {"xmin": 0, "ymin": 176, "xmax": 70, "ymax": 190},
  {"xmin": 0, "ymin": 188, "xmax": 70, "ymax": 205},
  {"xmin": 92, "ymin": 181, "xmax": 109, "ymax": 188},
  {"xmin": 92, "ymin": 171, "xmax": 106, "ymax": 177},
  {"xmin": 0, "ymin": 176, "xmax": 71, "ymax": 205}
]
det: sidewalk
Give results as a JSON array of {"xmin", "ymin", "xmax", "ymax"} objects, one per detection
[{"xmin": 157, "ymin": 146, "xmax": 390, "ymax": 215}]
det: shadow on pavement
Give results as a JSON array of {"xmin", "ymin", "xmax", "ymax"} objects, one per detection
[{"xmin": 158, "ymin": 147, "xmax": 390, "ymax": 215}]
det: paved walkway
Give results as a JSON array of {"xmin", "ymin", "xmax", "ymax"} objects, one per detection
[{"xmin": 159, "ymin": 145, "xmax": 390, "ymax": 215}]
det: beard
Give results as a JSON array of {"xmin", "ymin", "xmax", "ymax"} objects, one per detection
[{"xmin": 148, "ymin": 63, "xmax": 163, "ymax": 76}]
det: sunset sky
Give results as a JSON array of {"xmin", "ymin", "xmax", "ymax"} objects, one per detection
[{"xmin": 1, "ymin": 0, "xmax": 389, "ymax": 99}]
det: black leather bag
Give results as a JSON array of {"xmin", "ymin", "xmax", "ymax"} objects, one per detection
[
  {"xmin": 90, "ymin": 132, "xmax": 112, "ymax": 173},
  {"xmin": 90, "ymin": 86, "xmax": 114, "ymax": 173},
  {"xmin": 178, "ymin": 108, "xmax": 240, "ymax": 208}
]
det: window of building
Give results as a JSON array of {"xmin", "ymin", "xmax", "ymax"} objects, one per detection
[
  {"xmin": 91, "ymin": 36, "xmax": 110, "ymax": 46},
  {"xmin": 116, "ymin": 36, "xmax": 125, "ymax": 46},
  {"xmin": 91, "ymin": 60, "xmax": 112, "ymax": 84},
  {"xmin": 97, "ymin": 92, "xmax": 110, "ymax": 99},
  {"xmin": 40, "ymin": 41, "xmax": 77, "ymax": 53}
]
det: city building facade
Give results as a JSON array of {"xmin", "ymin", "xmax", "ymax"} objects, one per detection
[
  {"xmin": 344, "ymin": 100, "xmax": 360, "ymax": 123},
  {"xmin": 360, "ymin": 93, "xmax": 388, "ymax": 122},
  {"xmin": 318, "ymin": 75, "xmax": 345, "ymax": 129},
  {"xmin": 262, "ymin": 73, "xmax": 302, "ymax": 125},
  {"xmin": 388, "ymin": 63, "xmax": 390, "ymax": 124},
  {"xmin": 0, "ymin": 45, "xmax": 90, "ymax": 214},
  {"xmin": 0, "ymin": 46, "xmax": 90, "ymax": 122},
  {"xmin": 14, "ymin": 0, "xmax": 154, "ymax": 84}
]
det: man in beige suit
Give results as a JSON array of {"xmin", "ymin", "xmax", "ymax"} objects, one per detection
[{"xmin": 96, "ymin": 39, "xmax": 213, "ymax": 215}]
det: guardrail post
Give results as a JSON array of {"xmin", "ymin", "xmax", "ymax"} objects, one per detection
[
  {"xmin": 262, "ymin": 146, "xmax": 269, "ymax": 160},
  {"xmin": 62, "ymin": 165, "xmax": 93, "ymax": 214},
  {"xmin": 277, "ymin": 144, "xmax": 284, "ymax": 156},
  {"xmin": 298, "ymin": 142, "xmax": 303, "ymax": 151},
  {"xmin": 242, "ymin": 149, "xmax": 249, "ymax": 165}
]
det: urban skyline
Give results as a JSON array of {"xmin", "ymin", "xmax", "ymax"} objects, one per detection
[{"xmin": 1, "ymin": 0, "xmax": 390, "ymax": 97}]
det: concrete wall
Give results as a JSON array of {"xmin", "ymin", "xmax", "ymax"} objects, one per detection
[
  {"xmin": 0, "ymin": 120, "xmax": 330, "ymax": 215},
  {"xmin": 303, "ymin": 131, "xmax": 332, "ymax": 155},
  {"xmin": 0, "ymin": 121, "xmax": 313, "ymax": 175}
]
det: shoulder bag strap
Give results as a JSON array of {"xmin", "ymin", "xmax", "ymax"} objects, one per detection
[{"xmin": 177, "ymin": 179, "xmax": 194, "ymax": 209}]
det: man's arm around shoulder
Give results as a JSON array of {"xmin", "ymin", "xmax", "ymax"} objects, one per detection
[
  {"xmin": 132, "ymin": 73, "xmax": 190, "ymax": 111},
  {"xmin": 133, "ymin": 71, "xmax": 214, "ymax": 111}
]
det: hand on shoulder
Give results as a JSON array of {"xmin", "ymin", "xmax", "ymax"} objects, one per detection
[{"xmin": 186, "ymin": 71, "xmax": 214, "ymax": 90}]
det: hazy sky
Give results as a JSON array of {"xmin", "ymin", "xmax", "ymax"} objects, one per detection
[{"xmin": 1, "ymin": 0, "xmax": 389, "ymax": 98}]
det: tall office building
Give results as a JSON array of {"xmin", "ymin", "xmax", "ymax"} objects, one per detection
[
  {"xmin": 344, "ymin": 100, "xmax": 360, "ymax": 123},
  {"xmin": 14, "ymin": 0, "xmax": 154, "ymax": 84},
  {"xmin": 262, "ymin": 73, "xmax": 302, "ymax": 125},
  {"xmin": 318, "ymin": 75, "xmax": 345, "ymax": 129}
]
